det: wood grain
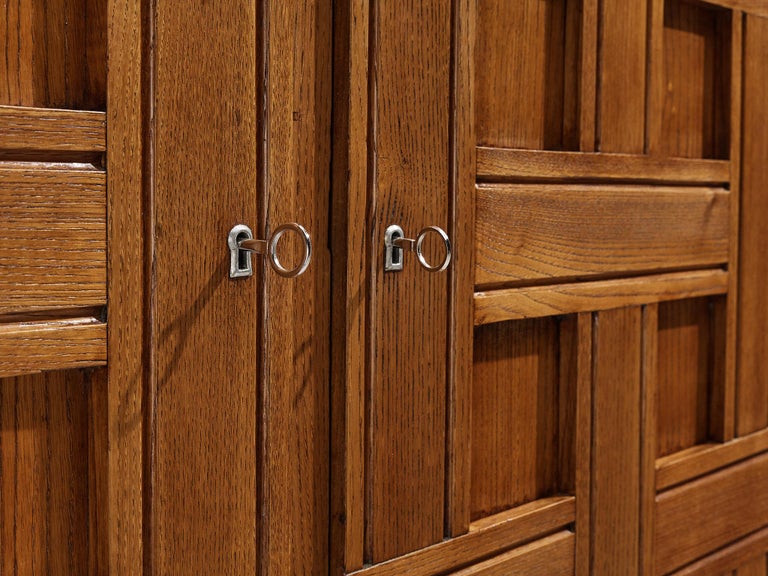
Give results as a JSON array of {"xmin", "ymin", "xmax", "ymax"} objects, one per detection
[
  {"xmin": 574, "ymin": 313, "xmax": 592, "ymax": 576},
  {"xmin": 656, "ymin": 427, "xmax": 768, "ymax": 491},
  {"xmin": 0, "ymin": 105, "xmax": 106, "ymax": 151},
  {"xmin": 475, "ymin": 0, "xmax": 570, "ymax": 150},
  {"xmin": 591, "ymin": 307, "xmax": 642, "ymax": 574},
  {"xmin": 151, "ymin": 0, "xmax": 259, "ymax": 572},
  {"xmin": 447, "ymin": 0, "xmax": 476, "ymax": 538},
  {"xmin": 0, "ymin": 318, "xmax": 105, "ymax": 377},
  {"xmin": 474, "ymin": 270, "xmax": 729, "ymax": 324},
  {"xmin": 471, "ymin": 318, "xmax": 560, "ymax": 520},
  {"xmin": 656, "ymin": 452, "xmax": 768, "ymax": 574},
  {"xmin": 737, "ymin": 13, "xmax": 768, "ymax": 436},
  {"xmin": 447, "ymin": 531, "xmax": 575, "ymax": 576},
  {"xmin": 598, "ymin": 0, "xmax": 647, "ymax": 152},
  {"xmin": 261, "ymin": 1, "xmax": 332, "ymax": 574},
  {"xmin": 697, "ymin": 0, "xmax": 768, "ymax": 19},
  {"xmin": 657, "ymin": 298, "xmax": 717, "ymax": 456},
  {"xmin": 351, "ymin": 496, "xmax": 575, "ymax": 576},
  {"xmin": 669, "ymin": 527, "xmax": 768, "ymax": 576},
  {"xmin": 641, "ymin": 305, "xmax": 659, "ymax": 576},
  {"xmin": 475, "ymin": 184, "xmax": 729, "ymax": 287},
  {"xmin": 367, "ymin": 0, "xmax": 451, "ymax": 563},
  {"xmin": 330, "ymin": 0, "xmax": 370, "ymax": 571},
  {"xmin": 660, "ymin": 0, "xmax": 731, "ymax": 159},
  {"xmin": 1, "ymin": 0, "xmax": 106, "ymax": 110},
  {"xmin": 106, "ymin": 0, "xmax": 145, "ymax": 570},
  {"xmin": 0, "ymin": 166, "xmax": 106, "ymax": 315},
  {"xmin": 476, "ymin": 148, "xmax": 730, "ymax": 184},
  {"xmin": 0, "ymin": 370, "xmax": 93, "ymax": 574}
]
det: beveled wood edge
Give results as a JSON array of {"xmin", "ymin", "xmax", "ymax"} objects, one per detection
[
  {"xmin": 656, "ymin": 427, "xmax": 768, "ymax": 491},
  {"xmin": 0, "ymin": 317, "xmax": 106, "ymax": 378},
  {"xmin": 0, "ymin": 105, "xmax": 107, "ymax": 152},
  {"xmin": 476, "ymin": 148, "xmax": 730, "ymax": 184},
  {"xmin": 349, "ymin": 496, "xmax": 575, "ymax": 576},
  {"xmin": 474, "ymin": 270, "xmax": 729, "ymax": 325},
  {"xmin": 702, "ymin": 0, "xmax": 768, "ymax": 18},
  {"xmin": 668, "ymin": 525, "xmax": 768, "ymax": 576}
]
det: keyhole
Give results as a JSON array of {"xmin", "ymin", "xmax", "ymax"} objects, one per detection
[
  {"xmin": 236, "ymin": 232, "xmax": 251, "ymax": 273},
  {"xmin": 391, "ymin": 230, "xmax": 402, "ymax": 266}
]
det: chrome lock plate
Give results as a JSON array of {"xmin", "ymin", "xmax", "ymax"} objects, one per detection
[
  {"xmin": 228, "ymin": 223, "xmax": 312, "ymax": 279},
  {"xmin": 228, "ymin": 224, "xmax": 255, "ymax": 278}
]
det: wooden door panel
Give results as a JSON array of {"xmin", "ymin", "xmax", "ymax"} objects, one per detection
[{"xmin": 475, "ymin": 184, "xmax": 729, "ymax": 287}]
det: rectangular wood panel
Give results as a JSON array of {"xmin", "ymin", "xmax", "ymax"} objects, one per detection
[
  {"xmin": 737, "ymin": 14, "xmax": 768, "ymax": 436},
  {"xmin": 591, "ymin": 307, "xmax": 642, "ymax": 574},
  {"xmin": 0, "ymin": 106, "xmax": 106, "ymax": 152},
  {"xmin": 0, "ymin": 370, "xmax": 95, "ymax": 574},
  {"xmin": 448, "ymin": 531, "xmax": 575, "ymax": 576},
  {"xmin": 472, "ymin": 318, "xmax": 565, "ymax": 520},
  {"xmin": 1, "ymin": 0, "xmax": 106, "ymax": 110},
  {"xmin": 368, "ymin": 0, "xmax": 451, "ymax": 563},
  {"xmin": 0, "ymin": 166, "xmax": 106, "ymax": 315},
  {"xmin": 669, "ymin": 527, "xmax": 768, "ymax": 576},
  {"xmin": 656, "ymin": 453, "xmax": 768, "ymax": 574},
  {"xmin": 0, "ymin": 318, "xmax": 106, "ymax": 377},
  {"xmin": 475, "ymin": 0, "xmax": 576, "ymax": 150},
  {"xmin": 475, "ymin": 184, "xmax": 729, "ymax": 286}
]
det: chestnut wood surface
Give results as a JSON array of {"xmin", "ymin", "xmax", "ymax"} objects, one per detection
[{"xmin": 0, "ymin": 106, "xmax": 106, "ymax": 152}]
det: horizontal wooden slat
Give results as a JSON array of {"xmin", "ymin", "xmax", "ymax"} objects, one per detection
[
  {"xmin": 0, "ymin": 318, "xmax": 106, "ymax": 377},
  {"xmin": 474, "ymin": 269, "xmax": 728, "ymax": 324},
  {"xmin": 448, "ymin": 531, "xmax": 575, "ymax": 576},
  {"xmin": 351, "ymin": 496, "xmax": 575, "ymax": 576},
  {"xmin": 656, "ymin": 428, "xmax": 768, "ymax": 491},
  {"xmin": 0, "ymin": 106, "xmax": 106, "ymax": 151},
  {"xmin": 669, "ymin": 527, "xmax": 768, "ymax": 576},
  {"xmin": 477, "ymin": 148, "xmax": 730, "ymax": 184},
  {"xmin": 655, "ymin": 453, "xmax": 768, "ymax": 574},
  {"xmin": 476, "ymin": 184, "xmax": 729, "ymax": 287},
  {"xmin": 0, "ymin": 166, "xmax": 106, "ymax": 314}
]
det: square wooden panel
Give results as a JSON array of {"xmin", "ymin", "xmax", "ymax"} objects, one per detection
[{"xmin": 476, "ymin": 0, "xmax": 582, "ymax": 151}]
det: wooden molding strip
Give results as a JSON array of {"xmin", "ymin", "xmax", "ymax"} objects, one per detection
[
  {"xmin": 474, "ymin": 270, "xmax": 728, "ymax": 325},
  {"xmin": 0, "ymin": 105, "xmax": 106, "ymax": 152},
  {"xmin": 668, "ymin": 526, "xmax": 768, "ymax": 576},
  {"xmin": 656, "ymin": 428, "xmax": 768, "ymax": 491},
  {"xmin": 350, "ymin": 496, "xmax": 575, "ymax": 576},
  {"xmin": 476, "ymin": 148, "xmax": 730, "ymax": 184},
  {"xmin": 0, "ymin": 317, "xmax": 106, "ymax": 377}
]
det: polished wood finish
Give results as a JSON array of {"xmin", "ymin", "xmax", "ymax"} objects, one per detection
[
  {"xmin": 366, "ymin": 0, "xmax": 452, "ymax": 563},
  {"xmin": 150, "ymin": 1, "xmax": 259, "ymax": 572},
  {"xmin": 656, "ymin": 452, "xmax": 768, "ymax": 574},
  {"xmin": 477, "ymin": 148, "xmax": 730, "ymax": 184},
  {"xmin": 351, "ymin": 496, "xmax": 575, "ymax": 576},
  {"xmin": 447, "ymin": 531, "xmax": 574, "ymax": 576},
  {"xmin": 0, "ymin": 165, "xmax": 106, "ymax": 315},
  {"xmin": 0, "ymin": 318, "xmax": 106, "ymax": 377},
  {"xmin": 669, "ymin": 529, "xmax": 768, "ymax": 576},
  {"xmin": 474, "ymin": 270, "xmax": 728, "ymax": 324},
  {"xmin": 1, "ymin": 0, "xmax": 107, "ymax": 110},
  {"xmin": 737, "ymin": 12, "xmax": 768, "ymax": 436},
  {"xmin": 0, "ymin": 106, "xmax": 106, "ymax": 152},
  {"xmin": 475, "ymin": 184, "xmax": 729, "ymax": 286}
]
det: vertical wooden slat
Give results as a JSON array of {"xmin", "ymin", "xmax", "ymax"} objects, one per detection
[
  {"xmin": 331, "ymin": 0, "xmax": 370, "ymax": 571},
  {"xmin": 737, "ymin": 13, "xmax": 768, "ymax": 436},
  {"xmin": 447, "ymin": 0, "xmax": 476, "ymax": 539},
  {"xmin": 107, "ymin": 0, "xmax": 145, "ymax": 570},
  {"xmin": 575, "ymin": 312, "xmax": 592, "ymax": 576},
  {"xmin": 737, "ymin": 557, "xmax": 768, "ymax": 576},
  {"xmin": 646, "ymin": 0, "xmax": 665, "ymax": 154},
  {"xmin": 723, "ymin": 12, "xmax": 743, "ymax": 443},
  {"xmin": 151, "ymin": 0, "xmax": 259, "ymax": 572},
  {"xmin": 580, "ymin": 0, "xmax": 598, "ymax": 152},
  {"xmin": 598, "ymin": 0, "xmax": 648, "ymax": 152},
  {"xmin": 261, "ymin": 1, "xmax": 332, "ymax": 574},
  {"xmin": 641, "ymin": 304, "xmax": 659, "ymax": 576},
  {"xmin": 590, "ymin": 307, "xmax": 642, "ymax": 573},
  {"xmin": 368, "ymin": 0, "xmax": 452, "ymax": 563}
]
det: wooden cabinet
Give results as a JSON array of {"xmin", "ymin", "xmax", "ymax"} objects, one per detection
[{"xmin": 2, "ymin": 0, "xmax": 768, "ymax": 574}]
